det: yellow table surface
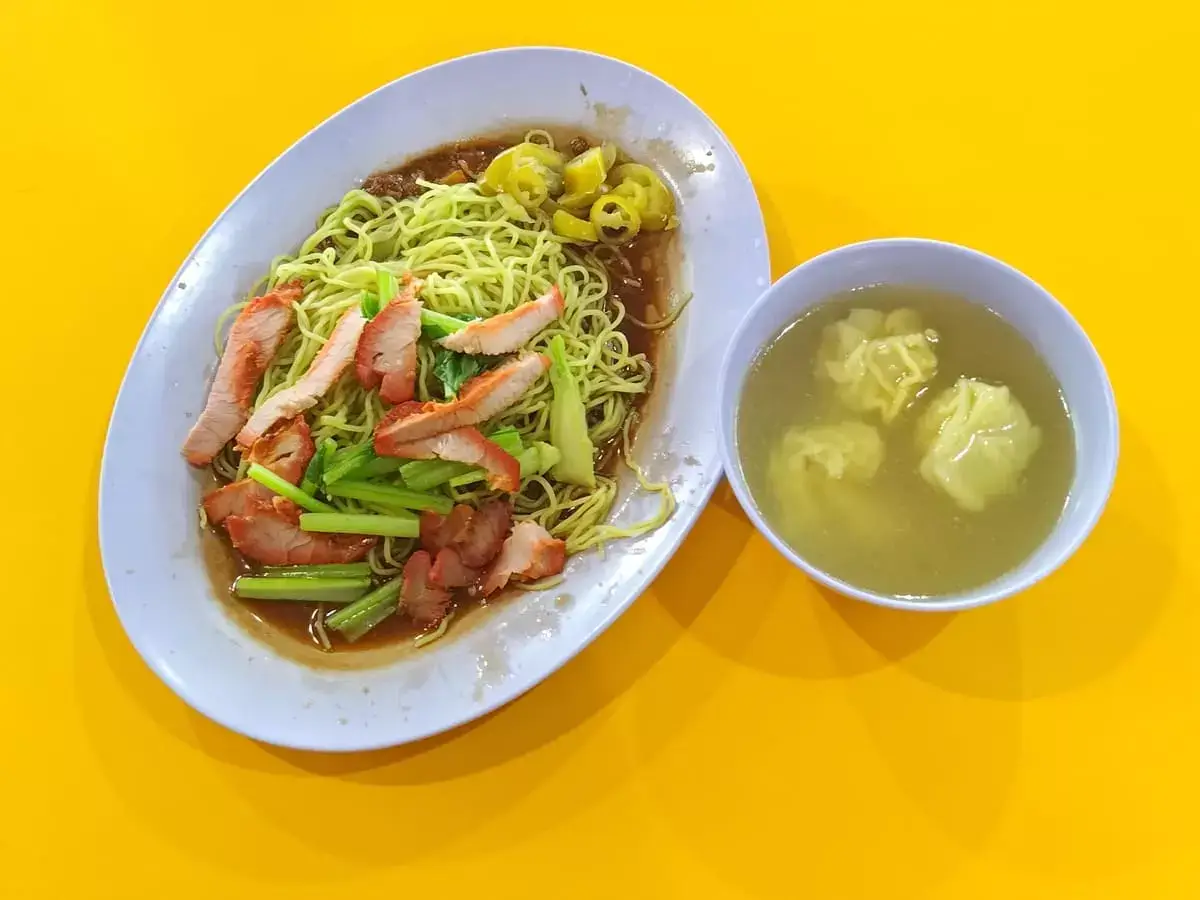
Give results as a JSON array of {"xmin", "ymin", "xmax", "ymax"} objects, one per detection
[{"xmin": 3, "ymin": 2, "xmax": 1197, "ymax": 897}]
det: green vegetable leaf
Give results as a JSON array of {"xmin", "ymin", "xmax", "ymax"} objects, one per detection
[
  {"xmin": 361, "ymin": 292, "xmax": 382, "ymax": 319},
  {"xmin": 420, "ymin": 309, "xmax": 477, "ymax": 340},
  {"xmin": 299, "ymin": 438, "xmax": 336, "ymax": 496},
  {"xmin": 322, "ymin": 442, "xmax": 376, "ymax": 486},
  {"xmin": 363, "ymin": 270, "xmax": 401, "ymax": 320},
  {"xmin": 325, "ymin": 577, "xmax": 404, "ymax": 642},
  {"xmin": 547, "ymin": 334, "xmax": 596, "ymax": 488},
  {"xmin": 377, "ymin": 269, "xmax": 399, "ymax": 302},
  {"xmin": 247, "ymin": 463, "xmax": 337, "ymax": 513},
  {"xmin": 432, "ymin": 347, "xmax": 490, "ymax": 398}
]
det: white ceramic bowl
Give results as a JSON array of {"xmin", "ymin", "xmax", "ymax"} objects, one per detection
[
  {"xmin": 718, "ymin": 238, "xmax": 1118, "ymax": 612},
  {"xmin": 100, "ymin": 48, "xmax": 769, "ymax": 750}
]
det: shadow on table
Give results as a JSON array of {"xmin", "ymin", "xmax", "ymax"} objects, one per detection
[
  {"xmin": 621, "ymin": 425, "xmax": 1176, "ymax": 898},
  {"xmin": 886, "ymin": 419, "xmax": 1174, "ymax": 702},
  {"xmin": 657, "ymin": 481, "xmax": 951, "ymax": 679},
  {"xmin": 77, "ymin": 446, "xmax": 747, "ymax": 879},
  {"xmin": 76, "ymin": 398, "xmax": 1171, "ymax": 887},
  {"xmin": 627, "ymin": 499, "xmax": 1000, "ymax": 900},
  {"xmin": 679, "ymin": 421, "xmax": 1172, "ymax": 703}
]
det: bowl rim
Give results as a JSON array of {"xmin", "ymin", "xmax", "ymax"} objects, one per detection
[
  {"xmin": 98, "ymin": 46, "xmax": 770, "ymax": 749},
  {"xmin": 717, "ymin": 237, "xmax": 1119, "ymax": 613}
]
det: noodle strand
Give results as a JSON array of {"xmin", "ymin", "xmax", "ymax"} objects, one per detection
[{"xmin": 222, "ymin": 176, "xmax": 669, "ymax": 558}]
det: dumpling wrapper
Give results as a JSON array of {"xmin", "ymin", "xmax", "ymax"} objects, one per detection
[
  {"xmin": 817, "ymin": 308, "xmax": 939, "ymax": 423},
  {"xmin": 916, "ymin": 378, "xmax": 1042, "ymax": 512},
  {"xmin": 770, "ymin": 421, "xmax": 885, "ymax": 483},
  {"xmin": 768, "ymin": 421, "xmax": 893, "ymax": 541}
]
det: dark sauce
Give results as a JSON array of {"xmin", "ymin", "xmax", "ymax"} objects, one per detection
[
  {"xmin": 202, "ymin": 521, "xmax": 437, "ymax": 661},
  {"xmin": 362, "ymin": 138, "xmax": 510, "ymax": 198},
  {"xmin": 608, "ymin": 231, "xmax": 673, "ymax": 363},
  {"xmin": 245, "ymin": 582, "xmax": 432, "ymax": 651},
  {"xmin": 206, "ymin": 129, "xmax": 679, "ymax": 661},
  {"xmin": 362, "ymin": 131, "xmax": 676, "ymax": 362}
]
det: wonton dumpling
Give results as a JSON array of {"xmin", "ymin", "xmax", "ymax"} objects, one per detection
[
  {"xmin": 768, "ymin": 421, "xmax": 892, "ymax": 539},
  {"xmin": 816, "ymin": 308, "xmax": 939, "ymax": 423},
  {"xmin": 771, "ymin": 421, "xmax": 885, "ymax": 483},
  {"xmin": 916, "ymin": 378, "xmax": 1041, "ymax": 512}
]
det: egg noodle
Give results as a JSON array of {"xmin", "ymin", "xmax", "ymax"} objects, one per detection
[{"xmin": 213, "ymin": 135, "xmax": 674, "ymax": 574}]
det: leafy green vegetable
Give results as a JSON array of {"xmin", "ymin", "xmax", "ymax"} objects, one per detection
[
  {"xmin": 261, "ymin": 563, "xmax": 373, "ymax": 579},
  {"xmin": 398, "ymin": 459, "xmax": 472, "ymax": 492},
  {"xmin": 420, "ymin": 308, "xmax": 475, "ymax": 339},
  {"xmin": 325, "ymin": 577, "xmax": 404, "ymax": 642},
  {"xmin": 432, "ymin": 347, "xmax": 488, "ymax": 398},
  {"xmin": 398, "ymin": 428, "xmax": 523, "ymax": 490},
  {"xmin": 233, "ymin": 575, "xmax": 371, "ymax": 603},
  {"xmin": 323, "ymin": 443, "xmax": 377, "ymax": 486},
  {"xmin": 325, "ymin": 481, "xmax": 453, "ymax": 515},
  {"xmin": 299, "ymin": 512, "xmax": 419, "ymax": 538},
  {"xmin": 547, "ymin": 334, "xmax": 596, "ymax": 488},
  {"xmin": 343, "ymin": 457, "xmax": 403, "ymax": 480},
  {"xmin": 247, "ymin": 463, "xmax": 337, "ymax": 513},
  {"xmin": 300, "ymin": 439, "xmax": 336, "ymax": 496},
  {"xmin": 361, "ymin": 269, "xmax": 399, "ymax": 320},
  {"xmin": 377, "ymin": 269, "xmax": 399, "ymax": 303},
  {"xmin": 447, "ymin": 441, "xmax": 560, "ymax": 489},
  {"xmin": 525, "ymin": 441, "xmax": 562, "ymax": 476}
]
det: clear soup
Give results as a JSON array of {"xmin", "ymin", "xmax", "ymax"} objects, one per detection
[{"xmin": 736, "ymin": 284, "xmax": 1075, "ymax": 598}]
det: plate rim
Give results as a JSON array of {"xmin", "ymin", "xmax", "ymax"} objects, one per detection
[{"xmin": 98, "ymin": 46, "xmax": 770, "ymax": 751}]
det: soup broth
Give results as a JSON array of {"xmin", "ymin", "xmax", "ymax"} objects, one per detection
[{"xmin": 737, "ymin": 284, "xmax": 1075, "ymax": 597}]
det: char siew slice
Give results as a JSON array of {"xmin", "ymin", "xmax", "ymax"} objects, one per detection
[
  {"xmin": 355, "ymin": 276, "xmax": 422, "ymax": 404},
  {"xmin": 226, "ymin": 497, "xmax": 375, "ymax": 566},
  {"xmin": 203, "ymin": 417, "xmax": 314, "ymax": 526},
  {"xmin": 237, "ymin": 305, "xmax": 368, "ymax": 448},
  {"xmin": 481, "ymin": 521, "xmax": 566, "ymax": 596},
  {"xmin": 374, "ymin": 353, "xmax": 549, "ymax": 449},
  {"xmin": 182, "ymin": 281, "xmax": 301, "ymax": 466}
]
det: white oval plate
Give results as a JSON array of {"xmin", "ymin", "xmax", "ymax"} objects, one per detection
[{"xmin": 100, "ymin": 48, "xmax": 769, "ymax": 751}]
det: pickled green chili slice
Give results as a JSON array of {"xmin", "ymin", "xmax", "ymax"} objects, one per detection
[
  {"xmin": 590, "ymin": 194, "xmax": 642, "ymax": 244},
  {"xmin": 612, "ymin": 179, "xmax": 649, "ymax": 210},
  {"xmin": 516, "ymin": 142, "xmax": 566, "ymax": 171},
  {"xmin": 563, "ymin": 144, "xmax": 617, "ymax": 195},
  {"xmin": 609, "ymin": 163, "xmax": 677, "ymax": 231},
  {"xmin": 479, "ymin": 146, "xmax": 518, "ymax": 195},
  {"xmin": 557, "ymin": 188, "xmax": 604, "ymax": 211},
  {"xmin": 504, "ymin": 163, "xmax": 554, "ymax": 209},
  {"xmin": 608, "ymin": 163, "xmax": 657, "ymax": 191},
  {"xmin": 480, "ymin": 142, "xmax": 565, "ymax": 196},
  {"xmin": 552, "ymin": 209, "xmax": 598, "ymax": 243}
]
